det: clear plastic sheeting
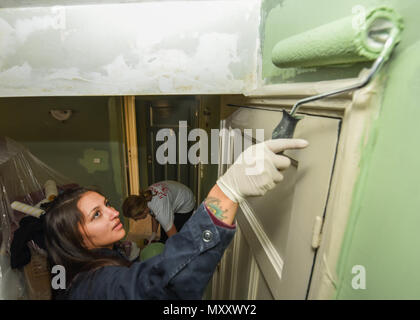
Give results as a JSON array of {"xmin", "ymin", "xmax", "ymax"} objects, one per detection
[{"xmin": 0, "ymin": 137, "xmax": 73, "ymax": 300}]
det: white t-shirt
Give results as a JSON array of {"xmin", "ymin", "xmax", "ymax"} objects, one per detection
[{"xmin": 147, "ymin": 180, "xmax": 196, "ymax": 232}]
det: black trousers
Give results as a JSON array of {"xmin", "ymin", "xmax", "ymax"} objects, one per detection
[{"xmin": 159, "ymin": 209, "xmax": 194, "ymax": 243}]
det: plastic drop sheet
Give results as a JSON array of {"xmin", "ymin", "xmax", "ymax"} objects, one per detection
[{"xmin": 0, "ymin": 137, "xmax": 74, "ymax": 299}]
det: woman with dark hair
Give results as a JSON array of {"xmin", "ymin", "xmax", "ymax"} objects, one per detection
[
  {"xmin": 43, "ymin": 139, "xmax": 308, "ymax": 299},
  {"xmin": 43, "ymin": 188, "xmax": 131, "ymax": 294},
  {"xmin": 122, "ymin": 180, "xmax": 195, "ymax": 244}
]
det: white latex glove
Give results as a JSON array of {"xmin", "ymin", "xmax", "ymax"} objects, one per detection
[
  {"xmin": 147, "ymin": 232, "xmax": 157, "ymax": 245},
  {"xmin": 216, "ymin": 139, "xmax": 308, "ymax": 203}
]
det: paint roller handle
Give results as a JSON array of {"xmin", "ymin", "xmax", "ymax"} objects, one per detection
[{"xmin": 272, "ymin": 110, "xmax": 303, "ymax": 141}]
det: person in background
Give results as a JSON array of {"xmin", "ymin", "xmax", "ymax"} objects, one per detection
[
  {"xmin": 122, "ymin": 180, "xmax": 195, "ymax": 244},
  {"xmin": 43, "ymin": 138, "xmax": 308, "ymax": 299}
]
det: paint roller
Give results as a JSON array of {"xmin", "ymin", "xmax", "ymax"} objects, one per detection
[
  {"xmin": 11, "ymin": 201, "xmax": 45, "ymax": 218},
  {"xmin": 10, "ymin": 180, "xmax": 59, "ymax": 218},
  {"xmin": 270, "ymin": 6, "xmax": 404, "ymax": 139},
  {"xmin": 44, "ymin": 179, "xmax": 58, "ymax": 201}
]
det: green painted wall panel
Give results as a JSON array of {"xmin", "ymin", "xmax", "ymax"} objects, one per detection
[{"xmin": 335, "ymin": 40, "xmax": 420, "ymax": 299}]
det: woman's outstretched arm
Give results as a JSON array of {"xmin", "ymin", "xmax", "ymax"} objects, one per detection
[
  {"xmin": 204, "ymin": 138, "xmax": 308, "ymax": 225},
  {"xmin": 204, "ymin": 184, "xmax": 238, "ymax": 226}
]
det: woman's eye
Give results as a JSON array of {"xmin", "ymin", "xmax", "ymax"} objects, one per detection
[
  {"xmin": 93, "ymin": 211, "xmax": 101, "ymax": 219},
  {"xmin": 106, "ymin": 200, "xmax": 111, "ymax": 207}
]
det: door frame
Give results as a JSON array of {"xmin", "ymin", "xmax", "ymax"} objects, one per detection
[
  {"xmin": 123, "ymin": 96, "xmax": 140, "ymax": 195},
  {"xmin": 211, "ymin": 75, "xmax": 384, "ymax": 299}
]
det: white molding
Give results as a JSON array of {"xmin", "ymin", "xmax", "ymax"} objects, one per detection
[
  {"xmin": 229, "ymin": 225, "xmax": 242, "ymax": 299},
  {"xmin": 237, "ymin": 200, "xmax": 285, "ymax": 299},
  {"xmin": 210, "ymin": 265, "xmax": 220, "ymax": 300},
  {"xmin": 218, "ymin": 119, "xmax": 228, "ymax": 178},
  {"xmin": 244, "ymin": 78, "xmax": 359, "ymax": 99},
  {"xmin": 247, "ymin": 256, "xmax": 259, "ymax": 300},
  {"xmin": 218, "ymin": 250, "xmax": 228, "ymax": 299}
]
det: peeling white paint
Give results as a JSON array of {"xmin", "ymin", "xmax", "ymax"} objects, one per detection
[
  {"xmin": 0, "ymin": 63, "xmax": 32, "ymax": 88},
  {"xmin": 15, "ymin": 7, "xmax": 65, "ymax": 44},
  {"xmin": 0, "ymin": 18, "xmax": 16, "ymax": 69},
  {"xmin": 0, "ymin": 0, "xmax": 261, "ymax": 96},
  {"xmin": 45, "ymin": 67, "xmax": 86, "ymax": 81}
]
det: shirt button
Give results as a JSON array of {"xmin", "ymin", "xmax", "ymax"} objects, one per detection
[{"xmin": 202, "ymin": 230, "xmax": 213, "ymax": 242}]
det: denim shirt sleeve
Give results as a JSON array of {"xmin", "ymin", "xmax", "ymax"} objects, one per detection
[{"xmin": 69, "ymin": 202, "xmax": 236, "ymax": 300}]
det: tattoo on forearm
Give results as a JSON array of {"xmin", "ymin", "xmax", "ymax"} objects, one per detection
[{"xmin": 205, "ymin": 197, "xmax": 228, "ymax": 221}]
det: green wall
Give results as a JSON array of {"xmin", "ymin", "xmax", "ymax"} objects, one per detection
[
  {"xmin": 0, "ymin": 96, "xmax": 128, "ymax": 229},
  {"xmin": 262, "ymin": 0, "xmax": 420, "ymax": 299},
  {"xmin": 335, "ymin": 36, "xmax": 420, "ymax": 300}
]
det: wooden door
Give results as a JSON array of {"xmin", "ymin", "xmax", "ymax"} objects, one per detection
[{"xmin": 212, "ymin": 106, "xmax": 341, "ymax": 299}]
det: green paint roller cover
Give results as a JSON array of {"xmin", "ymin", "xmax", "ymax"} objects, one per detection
[{"xmin": 271, "ymin": 6, "xmax": 403, "ymax": 68}]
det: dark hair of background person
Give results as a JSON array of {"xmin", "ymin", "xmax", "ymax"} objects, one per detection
[{"xmin": 122, "ymin": 190, "xmax": 154, "ymax": 219}]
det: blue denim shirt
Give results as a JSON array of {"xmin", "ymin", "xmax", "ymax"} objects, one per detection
[{"xmin": 68, "ymin": 202, "xmax": 236, "ymax": 300}]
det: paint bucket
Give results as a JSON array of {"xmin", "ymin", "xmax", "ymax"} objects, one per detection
[{"xmin": 140, "ymin": 242, "xmax": 165, "ymax": 262}]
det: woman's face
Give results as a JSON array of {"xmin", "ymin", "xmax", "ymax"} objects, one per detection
[{"xmin": 77, "ymin": 191, "xmax": 126, "ymax": 249}]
